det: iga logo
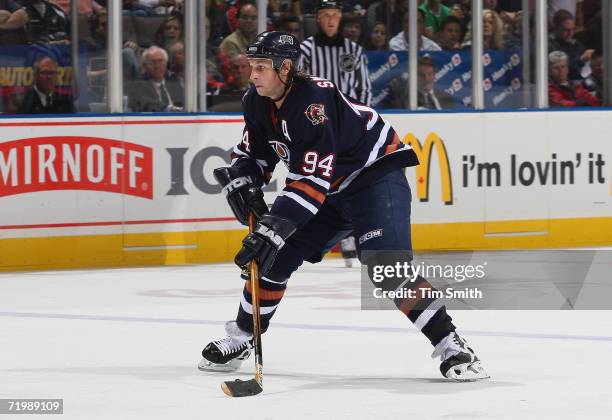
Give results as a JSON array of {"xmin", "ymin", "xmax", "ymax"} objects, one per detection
[
  {"xmin": 452, "ymin": 54, "xmax": 462, "ymax": 66},
  {"xmin": 511, "ymin": 77, "xmax": 521, "ymax": 90},
  {"xmin": 305, "ymin": 103, "xmax": 327, "ymax": 125},
  {"xmin": 0, "ymin": 136, "xmax": 153, "ymax": 199}
]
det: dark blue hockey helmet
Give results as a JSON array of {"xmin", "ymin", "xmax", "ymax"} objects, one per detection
[
  {"xmin": 316, "ymin": 0, "xmax": 343, "ymax": 11},
  {"xmin": 246, "ymin": 31, "xmax": 301, "ymax": 72}
]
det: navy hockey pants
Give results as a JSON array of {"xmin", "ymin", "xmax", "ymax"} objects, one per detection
[{"xmin": 235, "ymin": 169, "xmax": 456, "ymax": 345}]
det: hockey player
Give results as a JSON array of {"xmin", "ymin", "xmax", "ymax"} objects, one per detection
[
  {"xmin": 301, "ymin": 0, "xmax": 372, "ymax": 266},
  {"xmin": 198, "ymin": 31, "xmax": 488, "ymax": 381}
]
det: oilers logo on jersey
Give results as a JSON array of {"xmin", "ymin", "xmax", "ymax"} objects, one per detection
[{"xmin": 269, "ymin": 140, "xmax": 291, "ymax": 165}]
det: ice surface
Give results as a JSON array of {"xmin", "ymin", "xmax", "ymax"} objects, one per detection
[{"xmin": 1, "ymin": 260, "xmax": 611, "ymax": 419}]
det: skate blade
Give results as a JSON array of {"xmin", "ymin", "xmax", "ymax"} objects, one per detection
[
  {"xmin": 197, "ymin": 358, "xmax": 240, "ymax": 373},
  {"xmin": 444, "ymin": 361, "xmax": 490, "ymax": 382}
]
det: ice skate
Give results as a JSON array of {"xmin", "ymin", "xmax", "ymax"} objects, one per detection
[
  {"xmin": 198, "ymin": 321, "xmax": 253, "ymax": 372},
  {"xmin": 431, "ymin": 332, "xmax": 489, "ymax": 381}
]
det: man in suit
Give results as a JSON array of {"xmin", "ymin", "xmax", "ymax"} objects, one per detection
[
  {"xmin": 417, "ymin": 55, "xmax": 455, "ymax": 110},
  {"xmin": 19, "ymin": 56, "xmax": 74, "ymax": 114},
  {"xmin": 388, "ymin": 55, "xmax": 456, "ymax": 110},
  {"xmin": 126, "ymin": 45, "xmax": 184, "ymax": 112}
]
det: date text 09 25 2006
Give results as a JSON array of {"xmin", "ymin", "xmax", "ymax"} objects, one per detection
[{"xmin": 0, "ymin": 399, "xmax": 63, "ymax": 414}]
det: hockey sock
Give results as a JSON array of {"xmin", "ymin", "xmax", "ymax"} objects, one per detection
[
  {"xmin": 236, "ymin": 276, "xmax": 287, "ymax": 334},
  {"xmin": 393, "ymin": 275, "xmax": 456, "ymax": 346}
]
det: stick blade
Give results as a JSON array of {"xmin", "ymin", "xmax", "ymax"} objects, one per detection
[{"xmin": 221, "ymin": 379, "xmax": 263, "ymax": 397}]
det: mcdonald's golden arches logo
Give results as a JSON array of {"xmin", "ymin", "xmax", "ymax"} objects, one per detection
[{"xmin": 403, "ymin": 133, "xmax": 453, "ymax": 205}]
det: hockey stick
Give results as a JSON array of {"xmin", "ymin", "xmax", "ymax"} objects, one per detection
[{"xmin": 221, "ymin": 211, "xmax": 263, "ymax": 397}]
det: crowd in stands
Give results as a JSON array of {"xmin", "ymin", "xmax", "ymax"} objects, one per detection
[{"xmin": 0, "ymin": 0, "xmax": 605, "ymax": 113}]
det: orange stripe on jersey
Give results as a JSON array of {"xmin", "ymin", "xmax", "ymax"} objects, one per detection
[
  {"xmin": 398, "ymin": 278, "xmax": 434, "ymax": 316},
  {"xmin": 331, "ymin": 176, "xmax": 345, "ymax": 190},
  {"xmin": 245, "ymin": 281, "xmax": 286, "ymax": 300},
  {"xmin": 287, "ymin": 180, "xmax": 326, "ymax": 204},
  {"xmin": 384, "ymin": 144, "xmax": 400, "ymax": 155}
]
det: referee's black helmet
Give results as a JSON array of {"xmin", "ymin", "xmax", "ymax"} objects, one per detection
[
  {"xmin": 246, "ymin": 31, "xmax": 300, "ymax": 72},
  {"xmin": 316, "ymin": 0, "xmax": 343, "ymax": 11}
]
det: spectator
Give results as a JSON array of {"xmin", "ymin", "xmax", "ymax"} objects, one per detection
[
  {"xmin": 387, "ymin": 55, "xmax": 456, "ymax": 109},
  {"xmin": 0, "ymin": 0, "xmax": 28, "ymax": 44},
  {"xmin": 168, "ymin": 40, "xmax": 184, "ymax": 87},
  {"xmin": 463, "ymin": 9, "xmax": 505, "ymax": 50},
  {"xmin": 389, "ymin": 8, "xmax": 442, "ymax": 51},
  {"xmin": 83, "ymin": 10, "xmax": 141, "ymax": 81},
  {"xmin": 366, "ymin": 0, "xmax": 408, "ymax": 40},
  {"xmin": 365, "ymin": 21, "xmax": 389, "ymax": 51},
  {"xmin": 417, "ymin": 55, "xmax": 455, "ymax": 109},
  {"xmin": 206, "ymin": 0, "xmax": 230, "ymax": 47},
  {"xmin": 494, "ymin": 0, "xmax": 526, "ymax": 26},
  {"xmin": 549, "ymin": 9, "xmax": 593, "ymax": 80},
  {"xmin": 50, "ymin": 0, "xmax": 104, "ymax": 16},
  {"xmin": 220, "ymin": 2, "xmax": 258, "ymax": 62},
  {"xmin": 22, "ymin": 0, "xmax": 69, "ymax": 44},
  {"xmin": 139, "ymin": 0, "xmax": 182, "ymax": 15},
  {"xmin": 222, "ymin": 53, "xmax": 250, "ymax": 94},
  {"xmin": 126, "ymin": 45, "xmax": 184, "ymax": 112},
  {"xmin": 548, "ymin": 50, "xmax": 598, "ymax": 107},
  {"xmin": 274, "ymin": 0, "xmax": 301, "ymax": 17},
  {"xmin": 279, "ymin": 13, "xmax": 301, "ymax": 41},
  {"xmin": 419, "ymin": 0, "xmax": 452, "ymax": 38},
  {"xmin": 300, "ymin": 0, "xmax": 372, "ymax": 105},
  {"xmin": 438, "ymin": 15, "xmax": 464, "ymax": 50},
  {"xmin": 19, "ymin": 56, "xmax": 74, "ymax": 113},
  {"xmin": 582, "ymin": 50, "xmax": 603, "ymax": 101},
  {"xmin": 449, "ymin": 1, "xmax": 470, "ymax": 29},
  {"xmin": 154, "ymin": 14, "xmax": 183, "ymax": 54},
  {"xmin": 122, "ymin": 0, "xmax": 150, "ymax": 16},
  {"xmin": 548, "ymin": 0, "xmax": 584, "ymax": 32},
  {"xmin": 341, "ymin": 12, "xmax": 363, "ymax": 45}
]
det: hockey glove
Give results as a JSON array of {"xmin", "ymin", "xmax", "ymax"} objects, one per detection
[
  {"xmin": 234, "ymin": 214, "xmax": 297, "ymax": 276},
  {"xmin": 213, "ymin": 167, "xmax": 268, "ymax": 225}
]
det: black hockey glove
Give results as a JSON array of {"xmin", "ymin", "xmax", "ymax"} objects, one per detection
[
  {"xmin": 213, "ymin": 167, "xmax": 268, "ymax": 225},
  {"xmin": 234, "ymin": 214, "xmax": 297, "ymax": 276}
]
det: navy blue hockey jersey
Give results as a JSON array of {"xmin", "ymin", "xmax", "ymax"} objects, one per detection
[{"xmin": 230, "ymin": 77, "xmax": 419, "ymax": 228}]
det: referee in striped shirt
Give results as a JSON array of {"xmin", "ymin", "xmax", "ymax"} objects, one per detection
[{"xmin": 299, "ymin": 0, "xmax": 372, "ymax": 106}]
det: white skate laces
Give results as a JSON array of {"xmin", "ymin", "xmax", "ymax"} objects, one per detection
[
  {"xmin": 431, "ymin": 332, "xmax": 490, "ymax": 381},
  {"xmin": 198, "ymin": 321, "xmax": 253, "ymax": 373},
  {"xmin": 213, "ymin": 322, "xmax": 252, "ymax": 356},
  {"xmin": 431, "ymin": 332, "xmax": 473, "ymax": 361}
]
